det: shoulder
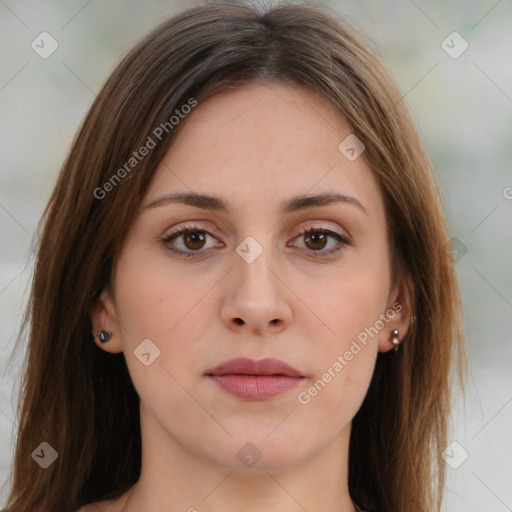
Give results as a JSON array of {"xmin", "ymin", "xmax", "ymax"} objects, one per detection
[
  {"xmin": 74, "ymin": 505, "xmax": 95, "ymax": 512},
  {"xmin": 74, "ymin": 500, "xmax": 112, "ymax": 512},
  {"xmin": 75, "ymin": 495, "xmax": 129, "ymax": 512}
]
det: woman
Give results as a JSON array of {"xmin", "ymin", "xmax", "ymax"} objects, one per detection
[{"xmin": 3, "ymin": 1, "xmax": 467, "ymax": 511}]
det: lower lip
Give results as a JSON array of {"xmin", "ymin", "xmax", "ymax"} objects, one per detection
[{"xmin": 209, "ymin": 375, "xmax": 303, "ymax": 400}]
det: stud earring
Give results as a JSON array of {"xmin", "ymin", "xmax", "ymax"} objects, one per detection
[
  {"xmin": 96, "ymin": 330, "xmax": 112, "ymax": 343},
  {"xmin": 390, "ymin": 329, "xmax": 401, "ymax": 352}
]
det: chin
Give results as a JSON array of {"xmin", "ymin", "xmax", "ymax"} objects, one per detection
[{"xmin": 194, "ymin": 433, "xmax": 313, "ymax": 473}]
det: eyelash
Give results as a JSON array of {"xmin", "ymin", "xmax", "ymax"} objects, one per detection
[{"xmin": 160, "ymin": 224, "xmax": 351, "ymax": 259}]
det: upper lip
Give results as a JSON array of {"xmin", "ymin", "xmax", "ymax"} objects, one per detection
[{"xmin": 207, "ymin": 357, "xmax": 304, "ymax": 377}]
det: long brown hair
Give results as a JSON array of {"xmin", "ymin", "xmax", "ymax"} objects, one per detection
[{"xmin": 3, "ymin": 1, "xmax": 467, "ymax": 511}]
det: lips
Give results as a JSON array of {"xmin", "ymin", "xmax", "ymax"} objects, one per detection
[
  {"xmin": 208, "ymin": 357, "xmax": 304, "ymax": 377},
  {"xmin": 206, "ymin": 357, "xmax": 304, "ymax": 400}
]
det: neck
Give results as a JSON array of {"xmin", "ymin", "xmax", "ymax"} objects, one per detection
[{"xmin": 119, "ymin": 403, "xmax": 358, "ymax": 512}]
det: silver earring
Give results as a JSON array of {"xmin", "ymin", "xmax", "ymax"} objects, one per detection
[
  {"xmin": 391, "ymin": 329, "xmax": 400, "ymax": 352},
  {"xmin": 96, "ymin": 330, "xmax": 112, "ymax": 343}
]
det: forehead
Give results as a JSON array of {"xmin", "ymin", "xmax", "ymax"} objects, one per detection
[{"xmin": 144, "ymin": 82, "xmax": 383, "ymax": 218}]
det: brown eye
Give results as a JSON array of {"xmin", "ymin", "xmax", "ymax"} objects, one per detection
[
  {"xmin": 181, "ymin": 231, "xmax": 207, "ymax": 250},
  {"xmin": 161, "ymin": 225, "xmax": 220, "ymax": 258},
  {"xmin": 292, "ymin": 227, "xmax": 351, "ymax": 258},
  {"xmin": 303, "ymin": 231, "xmax": 328, "ymax": 251}
]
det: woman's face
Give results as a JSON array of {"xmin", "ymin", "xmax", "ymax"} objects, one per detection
[{"xmin": 93, "ymin": 81, "xmax": 410, "ymax": 472}]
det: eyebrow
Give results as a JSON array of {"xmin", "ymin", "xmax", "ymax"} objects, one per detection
[{"xmin": 143, "ymin": 191, "xmax": 367, "ymax": 215}]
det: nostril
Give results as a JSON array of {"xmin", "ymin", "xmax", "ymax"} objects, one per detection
[{"xmin": 234, "ymin": 318, "xmax": 244, "ymax": 325}]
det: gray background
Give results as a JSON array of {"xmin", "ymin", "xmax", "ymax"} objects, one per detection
[{"xmin": 1, "ymin": 1, "xmax": 511, "ymax": 510}]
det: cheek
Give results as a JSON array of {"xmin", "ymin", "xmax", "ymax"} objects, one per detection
[
  {"xmin": 297, "ymin": 283, "xmax": 382, "ymax": 427},
  {"xmin": 111, "ymin": 249, "xmax": 211, "ymax": 386},
  {"xmin": 113, "ymin": 249, "xmax": 207, "ymax": 341},
  {"xmin": 304, "ymin": 258, "xmax": 391, "ymax": 347},
  {"xmin": 298, "ymin": 258, "xmax": 389, "ymax": 406}
]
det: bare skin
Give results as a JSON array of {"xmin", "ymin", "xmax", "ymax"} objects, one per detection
[{"xmin": 87, "ymin": 81, "xmax": 412, "ymax": 512}]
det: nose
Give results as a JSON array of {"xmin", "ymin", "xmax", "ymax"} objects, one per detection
[{"xmin": 220, "ymin": 246, "xmax": 293, "ymax": 337}]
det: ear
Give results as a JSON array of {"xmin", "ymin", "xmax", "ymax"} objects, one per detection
[
  {"xmin": 90, "ymin": 288, "xmax": 123, "ymax": 354},
  {"xmin": 378, "ymin": 275, "xmax": 415, "ymax": 353}
]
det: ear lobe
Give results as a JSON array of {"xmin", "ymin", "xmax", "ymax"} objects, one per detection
[
  {"xmin": 378, "ymin": 276, "xmax": 415, "ymax": 353},
  {"xmin": 90, "ymin": 288, "xmax": 123, "ymax": 354}
]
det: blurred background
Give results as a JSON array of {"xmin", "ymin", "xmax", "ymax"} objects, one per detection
[{"xmin": 0, "ymin": 1, "xmax": 511, "ymax": 510}]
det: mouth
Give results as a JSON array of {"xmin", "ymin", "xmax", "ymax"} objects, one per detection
[{"xmin": 206, "ymin": 357, "xmax": 305, "ymax": 400}]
